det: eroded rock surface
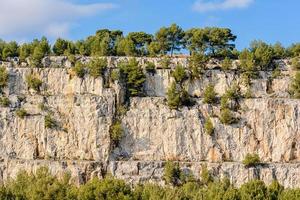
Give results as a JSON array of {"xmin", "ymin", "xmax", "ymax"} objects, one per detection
[{"xmin": 0, "ymin": 57, "xmax": 299, "ymax": 188}]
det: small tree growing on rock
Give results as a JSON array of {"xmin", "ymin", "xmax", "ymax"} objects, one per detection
[
  {"xmin": 26, "ymin": 74, "xmax": 43, "ymax": 92},
  {"xmin": 290, "ymin": 72, "xmax": 300, "ymax": 98},
  {"xmin": 163, "ymin": 161, "xmax": 182, "ymax": 186},
  {"xmin": 203, "ymin": 84, "xmax": 217, "ymax": 104},
  {"xmin": 171, "ymin": 64, "xmax": 187, "ymax": 84},
  {"xmin": 242, "ymin": 153, "xmax": 260, "ymax": 167},
  {"xmin": 110, "ymin": 120, "xmax": 124, "ymax": 145},
  {"xmin": 0, "ymin": 67, "xmax": 8, "ymax": 91},
  {"xmin": 16, "ymin": 108, "xmax": 28, "ymax": 119},
  {"xmin": 73, "ymin": 61, "xmax": 86, "ymax": 78},
  {"xmin": 88, "ymin": 58, "xmax": 107, "ymax": 78},
  {"xmin": 204, "ymin": 117, "xmax": 214, "ymax": 136},
  {"xmin": 220, "ymin": 108, "xmax": 236, "ymax": 125}
]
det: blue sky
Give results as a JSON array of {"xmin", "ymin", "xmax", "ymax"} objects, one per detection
[{"xmin": 0, "ymin": 0, "xmax": 299, "ymax": 49}]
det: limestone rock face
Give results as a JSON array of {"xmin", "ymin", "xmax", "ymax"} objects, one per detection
[
  {"xmin": 0, "ymin": 57, "xmax": 299, "ymax": 188},
  {"xmin": 117, "ymin": 98, "xmax": 300, "ymax": 163}
]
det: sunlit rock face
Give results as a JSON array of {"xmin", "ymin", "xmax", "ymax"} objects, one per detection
[{"xmin": 0, "ymin": 56, "xmax": 299, "ymax": 188}]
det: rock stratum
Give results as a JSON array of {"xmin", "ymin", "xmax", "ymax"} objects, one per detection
[{"xmin": 0, "ymin": 56, "xmax": 299, "ymax": 188}]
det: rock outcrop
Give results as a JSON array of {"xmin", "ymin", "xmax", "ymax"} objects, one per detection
[{"xmin": 0, "ymin": 56, "xmax": 299, "ymax": 188}]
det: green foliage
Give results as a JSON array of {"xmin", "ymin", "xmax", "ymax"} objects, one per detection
[
  {"xmin": 26, "ymin": 74, "xmax": 43, "ymax": 91},
  {"xmin": 185, "ymin": 27, "xmax": 236, "ymax": 57},
  {"xmin": 167, "ymin": 82, "xmax": 181, "ymax": 109},
  {"xmin": 272, "ymin": 42, "xmax": 287, "ymax": 59},
  {"xmin": 119, "ymin": 59, "xmax": 146, "ymax": 97},
  {"xmin": 153, "ymin": 24, "xmax": 185, "ymax": 55},
  {"xmin": 188, "ymin": 53, "xmax": 208, "ymax": 79},
  {"xmin": 272, "ymin": 66, "xmax": 281, "ymax": 79},
  {"xmin": 268, "ymin": 180, "xmax": 284, "ymax": 200},
  {"xmin": 44, "ymin": 114, "xmax": 57, "ymax": 129},
  {"xmin": 288, "ymin": 43, "xmax": 300, "ymax": 58},
  {"xmin": 0, "ymin": 67, "xmax": 8, "ymax": 90},
  {"xmin": 221, "ymin": 57, "xmax": 232, "ymax": 70},
  {"xmin": 110, "ymin": 120, "xmax": 123, "ymax": 144},
  {"xmin": 127, "ymin": 32, "xmax": 153, "ymax": 56},
  {"xmin": 243, "ymin": 153, "xmax": 261, "ymax": 167},
  {"xmin": 16, "ymin": 108, "xmax": 28, "ymax": 119},
  {"xmin": 240, "ymin": 179, "xmax": 267, "ymax": 200},
  {"xmin": 201, "ymin": 164, "xmax": 213, "ymax": 185},
  {"xmin": 5, "ymin": 167, "xmax": 77, "ymax": 200},
  {"xmin": 163, "ymin": 161, "xmax": 182, "ymax": 186},
  {"xmin": 159, "ymin": 56, "xmax": 171, "ymax": 68},
  {"xmin": 145, "ymin": 62, "xmax": 156, "ymax": 74},
  {"xmin": 88, "ymin": 58, "xmax": 107, "ymax": 78},
  {"xmin": 78, "ymin": 176, "xmax": 132, "ymax": 200},
  {"xmin": 279, "ymin": 189, "xmax": 300, "ymax": 200},
  {"xmin": 0, "ymin": 97, "xmax": 10, "ymax": 107},
  {"xmin": 30, "ymin": 37, "xmax": 51, "ymax": 67},
  {"xmin": 73, "ymin": 61, "xmax": 86, "ymax": 78},
  {"xmin": 171, "ymin": 64, "xmax": 187, "ymax": 84},
  {"xmin": 110, "ymin": 69, "xmax": 120, "ymax": 82},
  {"xmin": 290, "ymin": 72, "xmax": 300, "ymax": 98},
  {"xmin": 204, "ymin": 117, "xmax": 214, "ymax": 136},
  {"xmin": 167, "ymin": 81, "xmax": 191, "ymax": 109},
  {"xmin": 250, "ymin": 40, "xmax": 274, "ymax": 70},
  {"xmin": 220, "ymin": 95, "xmax": 230, "ymax": 110},
  {"xmin": 225, "ymin": 83, "xmax": 241, "ymax": 100},
  {"xmin": 0, "ymin": 167, "xmax": 299, "ymax": 200},
  {"xmin": 1, "ymin": 41, "xmax": 19, "ymax": 60},
  {"xmin": 291, "ymin": 57, "xmax": 300, "ymax": 70},
  {"xmin": 239, "ymin": 49, "xmax": 256, "ymax": 72},
  {"xmin": 220, "ymin": 108, "xmax": 236, "ymax": 125},
  {"xmin": 203, "ymin": 84, "xmax": 217, "ymax": 104},
  {"xmin": 53, "ymin": 38, "xmax": 76, "ymax": 56}
]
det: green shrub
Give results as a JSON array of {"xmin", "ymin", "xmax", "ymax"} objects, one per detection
[
  {"xmin": 188, "ymin": 53, "xmax": 207, "ymax": 79},
  {"xmin": 239, "ymin": 49, "xmax": 256, "ymax": 72},
  {"xmin": 119, "ymin": 59, "xmax": 146, "ymax": 96},
  {"xmin": 171, "ymin": 64, "xmax": 187, "ymax": 84},
  {"xmin": 204, "ymin": 118, "xmax": 214, "ymax": 136},
  {"xmin": 225, "ymin": 83, "xmax": 240, "ymax": 100},
  {"xmin": 167, "ymin": 82, "xmax": 181, "ymax": 109},
  {"xmin": 16, "ymin": 108, "xmax": 28, "ymax": 119},
  {"xmin": 203, "ymin": 84, "xmax": 217, "ymax": 104},
  {"xmin": 220, "ymin": 108, "xmax": 236, "ymax": 125},
  {"xmin": 0, "ymin": 97, "xmax": 10, "ymax": 107},
  {"xmin": 244, "ymin": 88, "xmax": 253, "ymax": 98},
  {"xmin": 220, "ymin": 95, "xmax": 230, "ymax": 110},
  {"xmin": 167, "ymin": 82, "xmax": 192, "ymax": 109},
  {"xmin": 110, "ymin": 69, "xmax": 120, "ymax": 82},
  {"xmin": 163, "ymin": 161, "xmax": 181, "ymax": 186},
  {"xmin": 145, "ymin": 62, "xmax": 156, "ymax": 74},
  {"xmin": 88, "ymin": 58, "xmax": 107, "ymax": 78},
  {"xmin": 221, "ymin": 57, "xmax": 232, "ymax": 70},
  {"xmin": 279, "ymin": 189, "xmax": 300, "ymax": 200},
  {"xmin": 26, "ymin": 74, "xmax": 43, "ymax": 91},
  {"xmin": 268, "ymin": 180, "xmax": 284, "ymax": 200},
  {"xmin": 290, "ymin": 72, "xmax": 300, "ymax": 98},
  {"xmin": 201, "ymin": 164, "xmax": 213, "ymax": 185},
  {"xmin": 291, "ymin": 57, "xmax": 300, "ymax": 70},
  {"xmin": 73, "ymin": 61, "xmax": 86, "ymax": 78},
  {"xmin": 272, "ymin": 67, "xmax": 281, "ymax": 79},
  {"xmin": 240, "ymin": 179, "xmax": 267, "ymax": 200},
  {"xmin": 242, "ymin": 153, "xmax": 260, "ymax": 167},
  {"xmin": 160, "ymin": 57, "xmax": 171, "ymax": 68},
  {"xmin": 251, "ymin": 40, "xmax": 274, "ymax": 70},
  {"xmin": 44, "ymin": 114, "xmax": 57, "ymax": 129},
  {"xmin": 223, "ymin": 187, "xmax": 241, "ymax": 200},
  {"xmin": 110, "ymin": 120, "xmax": 123, "ymax": 144},
  {"xmin": 0, "ymin": 67, "xmax": 8, "ymax": 90}
]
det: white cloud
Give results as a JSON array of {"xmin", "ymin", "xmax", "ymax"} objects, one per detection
[
  {"xmin": 193, "ymin": 0, "xmax": 254, "ymax": 12},
  {"xmin": 0, "ymin": 0, "xmax": 116, "ymax": 38}
]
